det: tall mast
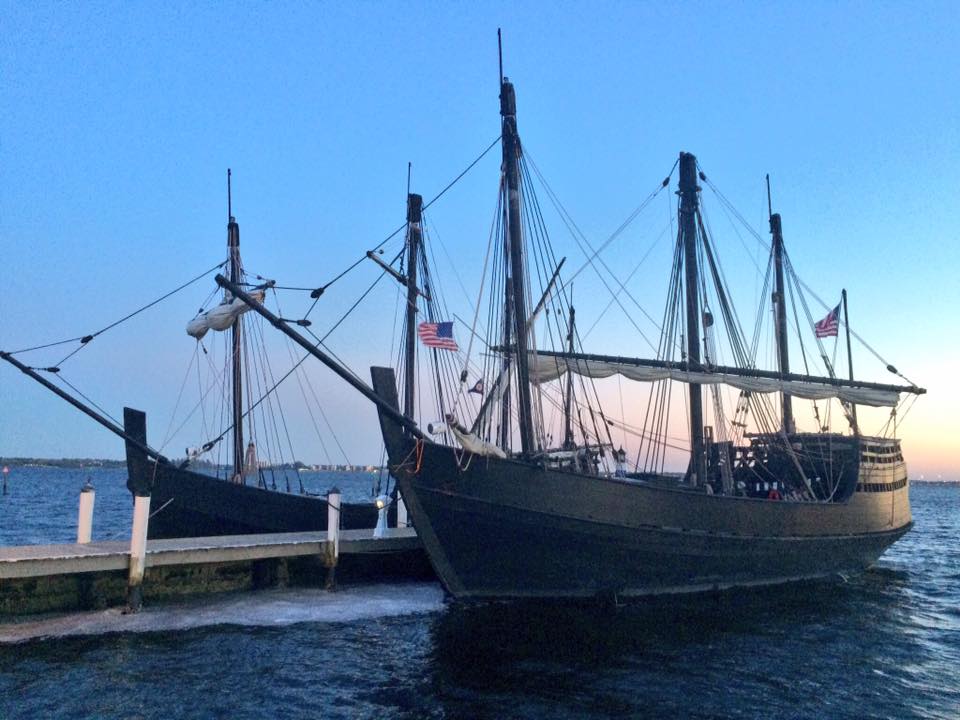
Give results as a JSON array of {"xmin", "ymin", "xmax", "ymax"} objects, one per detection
[
  {"xmin": 227, "ymin": 169, "xmax": 244, "ymax": 482},
  {"xmin": 499, "ymin": 193, "xmax": 513, "ymax": 451},
  {"xmin": 768, "ymin": 176, "xmax": 795, "ymax": 434},
  {"xmin": 563, "ymin": 300, "xmax": 576, "ymax": 449},
  {"xmin": 403, "ymin": 193, "xmax": 423, "ymax": 423},
  {"xmin": 842, "ymin": 288, "xmax": 859, "ymax": 434},
  {"xmin": 501, "ymin": 75, "xmax": 535, "ymax": 456},
  {"xmin": 497, "ymin": 29, "xmax": 512, "ymax": 452},
  {"xmin": 678, "ymin": 152, "xmax": 705, "ymax": 486}
]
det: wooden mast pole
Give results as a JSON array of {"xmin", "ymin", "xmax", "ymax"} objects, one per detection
[
  {"xmin": 678, "ymin": 152, "xmax": 706, "ymax": 486},
  {"xmin": 497, "ymin": 30, "xmax": 512, "ymax": 453},
  {"xmin": 227, "ymin": 170, "xmax": 244, "ymax": 482},
  {"xmin": 842, "ymin": 288, "xmax": 859, "ymax": 434},
  {"xmin": 563, "ymin": 298, "xmax": 576, "ymax": 449},
  {"xmin": 768, "ymin": 176, "xmax": 795, "ymax": 434},
  {"xmin": 500, "ymin": 67, "xmax": 535, "ymax": 456},
  {"xmin": 403, "ymin": 193, "xmax": 423, "ymax": 423}
]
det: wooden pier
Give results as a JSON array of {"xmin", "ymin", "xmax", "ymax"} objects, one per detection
[{"xmin": 0, "ymin": 528, "xmax": 431, "ymax": 616}]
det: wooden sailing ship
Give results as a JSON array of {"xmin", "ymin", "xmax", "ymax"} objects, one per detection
[
  {"xmin": 2, "ymin": 172, "xmax": 435, "ymax": 540},
  {"xmin": 122, "ymin": 173, "xmax": 414, "ymax": 539},
  {"xmin": 219, "ymin": 61, "xmax": 926, "ymax": 600}
]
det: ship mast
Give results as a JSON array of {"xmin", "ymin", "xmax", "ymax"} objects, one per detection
[
  {"xmin": 563, "ymin": 300, "xmax": 576, "ymax": 449},
  {"xmin": 500, "ymin": 69, "xmax": 535, "ymax": 456},
  {"xmin": 403, "ymin": 193, "xmax": 423, "ymax": 423},
  {"xmin": 842, "ymin": 288, "xmax": 859, "ymax": 434},
  {"xmin": 227, "ymin": 170, "xmax": 244, "ymax": 482},
  {"xmin": 767, "ymin": 176, "xmax": 795, "ymax": 434},
  {"xmin": 678, "ymin": 152, "xmax": 706, "ymax": 486}
]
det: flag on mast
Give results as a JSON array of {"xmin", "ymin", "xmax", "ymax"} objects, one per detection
[
  {"xmin": 418, "ymin": 321, "xmax": 459, "ymax": 351},
  {"xmin": 814, "ymin": 302, "xmax": 841, "ymax": 338}
]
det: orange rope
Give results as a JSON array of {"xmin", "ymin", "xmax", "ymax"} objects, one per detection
[{"xmin": 414, "ymin": 438, "xmax": 424, "ymax": 474}]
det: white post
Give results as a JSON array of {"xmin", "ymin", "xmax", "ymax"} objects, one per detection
[
  {"xmin": 126, "ymin": 494, "xmax": 151, "ymax": 612},
  {"xmin": 374, "ymin": 494, "xmax": 390, "ymax": 539},
  {"xmin": 396, "ymin": 493, "xmax": 408, "ymax": 529},
  {"xmin": 77, "ymin": 481, "xmax": 95, "ymax": 544},
  {"xmin": 327, "ymin": 487, "xmax": 341, "ymax": 559},
  {"xmin": 325, "ymin": 487, "xmax": 341, "ymax": 591}
]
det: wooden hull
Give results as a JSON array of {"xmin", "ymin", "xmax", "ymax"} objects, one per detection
[
  {"xmin": 371, "ymin": 369, "xmax": 912, "ymax": 600},
  {"xmin": 121, "ymin": 408, "xmax": 395, "ymax": 541},
  {"xmin": 143, "ymin": 464, "xmax": 393, "ymax": 540}
]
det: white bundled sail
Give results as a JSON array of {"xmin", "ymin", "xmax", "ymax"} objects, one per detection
[
  {"xmin": 528, "ymin": 354, "xmax": 903, "ymax": 408},
  {"xmin": 432, "ymin": 416, "xmax": 507, "ymax": 458},
  {"xmin": 186, "ymin": 290, "xmax": 265, "ymax": 340}
]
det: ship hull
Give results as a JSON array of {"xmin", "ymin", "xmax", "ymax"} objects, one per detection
[
  {"xmin": 398, "ymin": 450, "xmax": 909, "ymax": 598},
  {"xmin": 144, "ymin": 464, "xmax": 393, "ymax": 540},
  {"xmin": 371, "ymin": 369, "xmax": 912, "ymax": 599},
  {"xmin": 121, "ymin": 409, "xmax": 393, "ymax": 540}
]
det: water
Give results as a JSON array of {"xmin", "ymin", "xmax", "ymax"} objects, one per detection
[{"xmin": 1, "ymin": 468, "xmax": 958, "ymax": 719}]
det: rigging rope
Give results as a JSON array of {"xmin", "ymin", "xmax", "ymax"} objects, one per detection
[
  {"xmin": 8, "ymin": 259, "xmax": 228, "ymax": 365},
  {"xmin": 701, "ymin": 169, "xmax": 917, "ymax": 387},
  {"xmin": 300, "ymin": 136, "xmax": 502, "ymax": 303}
]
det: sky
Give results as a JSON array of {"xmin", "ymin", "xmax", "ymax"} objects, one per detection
[{"xmin": 1, "ymin": 2, "xmax": 957, "ymax": 477}]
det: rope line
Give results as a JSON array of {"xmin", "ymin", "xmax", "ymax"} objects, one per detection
[{"xmin": 7, "ymin": 260, "xmax": 228, "ymax": 365}]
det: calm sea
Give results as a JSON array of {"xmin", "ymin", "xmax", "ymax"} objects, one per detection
[{"xmin": 1, "ymin": 467, "xmax": 958, "ymax": 719}]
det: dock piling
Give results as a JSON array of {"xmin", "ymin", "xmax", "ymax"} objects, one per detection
[
  {"xmin": 325, "ymin": 487, "xmax": 340, "ymax": 589},
  {"xmin": 77, "ymin": 481, "xmax": 95, "ymax": 544},
  {"xmin": 126, "ymin": 494, "xmax": 151, "ymax": 612},
  {"xmin": 374, "ymin": 494, "xmax": 390, "ymax": 539}
]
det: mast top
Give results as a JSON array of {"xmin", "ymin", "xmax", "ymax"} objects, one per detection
[
  {"xmin": 500, "ymin": 78, "xmax": 516, "ymax": 117},
  {"xmin": 407, "ymin": 193, "xmax": 423, "ymax": 223},
  {"xmin": 227, "ymin": 169, "xmax": 239, "ymax": 247},
  {"xmin": 678, "ymin": 152, "xmax": 699, "ymax": 191},
  {"xmin": 766, "ymin": 173, "xmax": 772, "ymax": 216},
  {"xmin": 497, "ymin": 28, "xmax": 504, "ymax": 85},
  {"xmin": 766, "ymin": 174, "xmax": 783, "ymax": 235}
]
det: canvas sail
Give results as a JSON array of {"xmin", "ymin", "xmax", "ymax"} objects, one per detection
[
  {"xmin": 527, "ymin": 353, "xmax": 904, "ymax": 408},
  {"xmin": 186, "ymin": 290, "xmax": 265, "ymax": 340}
]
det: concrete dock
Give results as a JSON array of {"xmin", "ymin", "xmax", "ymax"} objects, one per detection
[{"xmin": 0, "ymin": 528, "xmax": 431, "ymax": 616}]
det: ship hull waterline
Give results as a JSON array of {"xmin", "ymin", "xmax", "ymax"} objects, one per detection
[
  {"xmin": 143, "ymin": 463, "xmax": 396, "ymax": 540},
  {"xmin": 373, "ymin": 372, "xmax": 912, "ymax": 600}
]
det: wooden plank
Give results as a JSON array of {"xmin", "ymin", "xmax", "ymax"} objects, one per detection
[{"xmin": 0, "ymin": 527, "xmax": 421, "ymax": 580}]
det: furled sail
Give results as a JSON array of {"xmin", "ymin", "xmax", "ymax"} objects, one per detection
[
  {"xmin": 186, "ymin": 290, "xmax": 265, "ymax": 340},
  {"xmin": 527, "ymin": 352, "xmax": 916, "ymax": 408},
  {"xmin": 437, "ymin": 414, "xmax": 508, "ymax": 458}
]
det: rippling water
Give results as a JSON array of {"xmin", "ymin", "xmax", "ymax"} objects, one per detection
[{"xmin": 1, "ymin": 468, "xmax": 958, "ymax": 719}]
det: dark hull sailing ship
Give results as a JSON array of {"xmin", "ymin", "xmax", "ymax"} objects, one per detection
[
  {"xmin": 1, "ymin": 172, "xmax": 396, "ymax": 541},
  {"xmin": 218, "ymin": 63, "xmax": 925, "ymax": 600},
  {"xmin": 371, "ymin": 373, "xmax": 911, "ymax": 598},
  {"xmin": 128, "ymin": 177, "xmax": 393, "ymax": 540}
]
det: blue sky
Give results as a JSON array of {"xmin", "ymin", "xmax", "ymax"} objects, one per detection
[{"xmin": 1, "ymin": 2, "xmax": 957, "ymax": 475}]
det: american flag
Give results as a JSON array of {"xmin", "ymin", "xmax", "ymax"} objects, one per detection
[
  {"xmin": 417, "ymin": 321, "xmax": 459, "ymax": 351},
  {"xmin": 814, "ymin": 302, "xmax": 841, "ymax": 338}
]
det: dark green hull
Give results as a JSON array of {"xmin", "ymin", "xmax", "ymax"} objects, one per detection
[{"xmin": 372, "ymin": 369, "xmax": 912, "ymax": 600}]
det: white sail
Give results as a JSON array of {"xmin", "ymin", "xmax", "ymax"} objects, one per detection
[
  {"xmin": 450, "ymin": 423, "xmax": 508, "ymax": 458},
  {"xmin": 186, "ymin": 290, "xmax": 265, "ymax": 340},
  {"xmin": 528, "ymin": 354, "xmax": 902, "ymax": 408}
]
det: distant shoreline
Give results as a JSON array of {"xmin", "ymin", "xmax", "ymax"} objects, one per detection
[
  {"xmin": 0, "ymin": 457, "xmax": 955, "ymax": 483},
  {"xmin": 0, "ymin": 458, "xmax": 385, "ymax": 473}
]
